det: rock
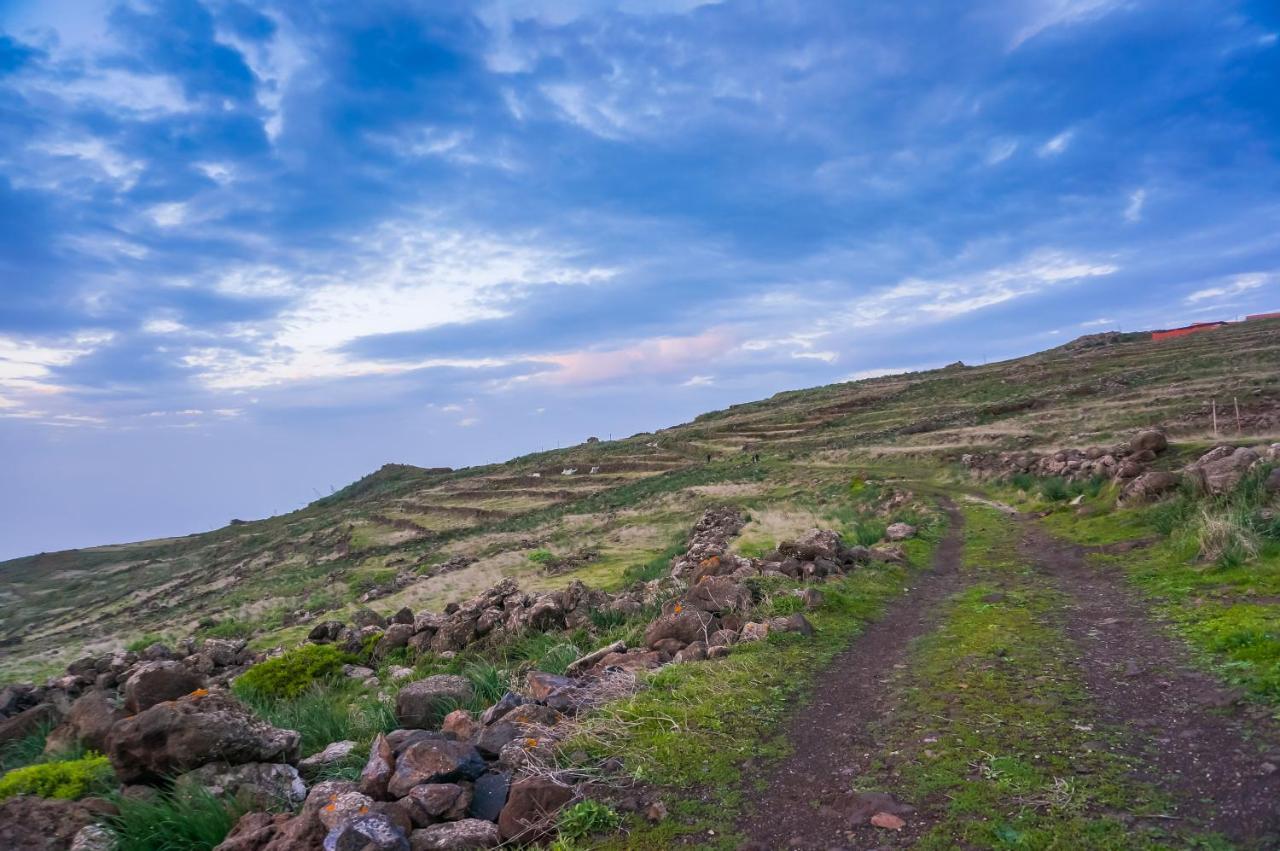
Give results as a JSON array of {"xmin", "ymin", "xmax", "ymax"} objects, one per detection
[
  {"xmin": 47, "ymin": 690, "xmax": 120, "ymax": 754},
  {"xmin": 474, "ymin": 720, "xmax": 520, "ymax": 758},
  {"xmin": 738, "ymin": 622, "xmax": 770, "ymax": 642},
  {"xmin": 707, "ymin": 645, "xmax": 732, "ymax": 659},
  {"xmin": 123, "ymin": 661, "xmax": 206, "ymax": 714},
  {"xmin": 319, "ymin": 787, "xmax": 377, "ymax": 831},
  {"xmin": 479, "ymin": 693, "xmax": 523, "ymax": 726},
  {"xmin": 497, "ymin": 777, "xmax": 575, "ymax": 842},
  {"xmin": 0, "ymin": 796, "xmax": 115, "ymax": 851},
  {"xmin": 1121, "ymin": 471, "xmax": 1181, "ymax": 504},
  {"xmin": 374, "ymin": 624, "xmax": 415, "ymax": 658},
  {"xmin": 175, "ymin": 762, "xmax": 307, "ymax": 810},
  {"xmin": 410, "ymin": 819, "xmax": 501, "ymax": 850},
  {"xmin": 469, "ymin": 772, "xmax": 510, "ymax": 822},
  {"xmin": 400, "ymin": 783, "xmax": 471, "ymax": 826},
  {"xmin": 525, "ymin": 672, "xmax": 573, "ymax": 702},
  {"xmin": 1189, "ymin": 446, "xmax": 1261, "ymax": 495},
  {"xmin": 871, "ymin": 812, "xmax": 906, "ymax": 830},
  {"xmin": 70, "ymin": 824, "xmax": 115, "ymax": 851},
  {"xmin": 309, "ymin": 621, "xmax": 345, "ymax": 643},
  {"xmin": 1265, "ymin": 468, "xmax": 1280, "ymax": 494},
  {"xmin": 682, "ymin": 577, "xmax": 752, "ymax": 614},
  {"xmin": 108, "ymin": 691, "xmax": 300, "ymax": 784},
  {"xmin": 324, "ymin": 813, "xmax": 410, "ymax": 851},
  {"xmin": 885, "ymin": 522, "xmax": 916, "ymax": 542},
  {"xmin": 386, "ymin": 740, "xmax": 487, "ymax": 799},
  {"xmin": 352, "ymin": 609, "xmax": 388, "ymax": 629},
  {"xmin": 1131, "ymin": 429, "xmax": 1169, "ymax": 454},
  {"xmin": 392, "ymin": 607, "xmax": 415, "ymax": 625},
  {"xmin": 387, "ymin": 666, "xmax": 415, "ymax": 681},
  {"xmin": 643, "ymin": 609, "xmax": 717, "ymax": 649},
  {"xmin": 771, "ymin": 613, "xmax": 814, "ymax": 637},
  {"xmin": 707, "ymin": 629, "xmax": 737, "ymax": 647},
  {"xmin": 849, "ymin": 791, "xmax": 915, "ymax": 825},
  {"xmin": 396, "ymin": 676, "xmax": 474, "ymax": 729},
  {"xmin": 359, "ymin": 733, "xmax": 396, "ymax": 799},
  {"xmin": 645, "ymin": 800, "xmax": 668, "ymax": 823},
  {"xmin": 442, "ymin": 709, "xmax": 480, "ymax": 741},
  {"xmin": 799, "ymin": 589, "xmax": 825, "ymax": 610},
  {"xmin": 300, "ymin": 741, "xmax": 358, "ymax": 778},
  {"xmin": 674, "ymin": 641, "xmax": 708, "ymax": 663}
]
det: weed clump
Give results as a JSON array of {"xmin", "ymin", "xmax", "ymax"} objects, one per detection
[
  {"xmin": 553, "ymin": 800, "xmax": 621, "ymax": 848},
  {"xmin": 0, "ymin": 753, "xmax": 112, "ymax": 801},
  {"xmin": 108, "ymin": 786, "xmax": 249, "ymax": 851},
  {"xmin": 233, "ymin": 643, "xmax": 350, "ymax": 700}
]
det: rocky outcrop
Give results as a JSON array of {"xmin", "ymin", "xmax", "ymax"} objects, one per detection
[
  {"xmin": 1185, "ymin": 446, "xmax": 1262, "ymax": 495},
  {"xmin": 123, "ymin": 661, "xmax": 206, "ymax": 713},
  {"xmin": 962, "ymin": 428, "xmax": 1172, "ymax": 484},
  {"xmin": 0, "ymin": 796, "xmax": 116, "ymax": 851},
  {"xmin": 107, "ymin": 691, "xmax": 300, "ymax": 784},
  {"xmin": 174, "ymin": 761, "xmax": 307, "ymax": 810},
  {"xmin": 669, "ymin": 507, "xmax": 748, "ymax": 580},
  {"xmin": 396, "ymin": 676, "xmax": 474, "ymax": 729}
]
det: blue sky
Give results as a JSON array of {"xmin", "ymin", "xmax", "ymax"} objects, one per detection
[{"xmin": 1, "ymin": 0, "xmax": 1278, "ymax": 559}]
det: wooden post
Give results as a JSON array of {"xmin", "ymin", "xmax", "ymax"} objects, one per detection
[
  {"xmin": 1212, "ymin": 400, "xmax": 1218, "ymax": 438},
  {"xmin": 1234, "ymin": 397, "xmax": 1242, "ymax": 433}
]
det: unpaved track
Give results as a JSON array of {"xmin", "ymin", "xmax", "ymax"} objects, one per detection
[
  {"xmin": 737, "ymin": 499, "xmax": 967, "ymax": 850},
  {"xmin": 1022, "ymin": 523, "xmax": 1280, "ymax": 846}
]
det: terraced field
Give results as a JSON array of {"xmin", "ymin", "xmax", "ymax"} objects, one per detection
[{"xmin": 3, "ymin": 319, "xmax": 1278, "ymax": 681}]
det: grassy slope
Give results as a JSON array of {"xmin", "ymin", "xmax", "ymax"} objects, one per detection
[{"xmin": 2, "ymin": 320, "xmax": 1277, "ymax": 681}]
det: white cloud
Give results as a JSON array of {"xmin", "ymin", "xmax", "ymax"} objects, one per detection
[
  {"xmin": 1010, "ymin": 0, "xmax": 1128, "ymax": 50},
  {"xmin": 142, "ymin": 317, "xmax": 187, "ymax": 335},
  {"xmin": 1038, "ymin": 130, "xmax": 1075, "ymax": 157},
  {"xmin": 189, "ymin": 217, "xmax": 617, "ymax": 390},
  {"xmin": 1079, "ymin": 317, "xmax": 1115, "ymax": 327},
  {"xmin": 1124, "ymin": 188, "xmax": 1146, "ymax": 222},
  {"xmin": 986, "ymin": 139, "xmax": 1019, "ymax": 165},
  {"xmin": 457, "ymin": 417, "xmax": 480, "ymax": 427},
  {"xmin": 844, "ymin": 251, "xmax": 1118, "ymax": 328},
  {"xmin": 1184, "ymin": 272, "xmax": 1272, "ymax": 304},
  {"xmin": 149, "ymin": 202, "xmax": 188, "ymax": 228},
  {"xmin": 682, "ymin": 374, "xmax": 715, "ymax": 387},
  {"xmin": 841, "ymin": 367, "xmax": 913, "ymax": 382}
]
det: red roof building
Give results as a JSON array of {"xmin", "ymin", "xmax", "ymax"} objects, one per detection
[{"xmin": 1151, "ymin": 321, "xmax": 1228, "ymax": 341}]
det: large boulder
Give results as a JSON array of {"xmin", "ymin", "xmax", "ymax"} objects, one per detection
[
  {"xmin": 0, "ymin": 796, "xmax": 115, "ymax": 851},
  {"xmin": 358, "ymin": 733, "xmax": 396, "ymax": 799},
  {"xmin": 1188, "ymin": 446, "xmax": 1261, "ymax": 495},
  {"xmin": 45, "ymin": 690, "xmax": 121, "ymax": 755},
  {"xmin": 410, "ymin": 819, "xmax": 501, "ymax": 850},
  {"xmin": 396, "ymin": 676, "xmax": 474, "ymax": 729},
  {"xmin": 386, "ymin": 740, "xmax": 487, "ymax": 799},
  {"xmin": 1121, "ymin": 471, "xmax": 1182, "ymax": 504},
  {"xmin": 107, "ymin": 691, "xmax": 300, "ymax": 784},
  {"xmin": 497, "ymin": 777, "xmax": 575, "ymax": 842},
  {"xmin": 0, "ymin": 703, "xmax": 59, "ymax": 746},
  {"xmin": 399, "ymin": 783, "xmax": 471, "ymax": 826},
  {"xmin": 1130, "ymin": 429, "xmax": 1169, "ymax": 454},
  {"xmin": 374, "ymin": 624, "xmax": 415, "ymax": 658},
  {"xmin": 643, "ymin": 609, "xmax": 718, "ymax": 649},
  {"xmin": 682, "ymin": 577, "xmax": 751, "ymax": 614},
  {"xmin": 123, "ymin": 660, "xmax": 206, "ymax": 714},
  {"xmin": 174, "ymin": 762, "xmax": 307, "ymax": 811},
  {"xmin": 885, "ymin": 523, "xmax": 916, "ymax": 542},
  {"xmin": 469, "ymin": 772, "xmax": 510, "ymax": 822},
  {"xmin": 324, "ymin": 813, "xmax": 410, "ymax": 851}
]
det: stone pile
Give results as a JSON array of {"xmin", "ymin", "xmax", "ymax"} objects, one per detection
[{"xmin": 961, "ymin": 428, "xmax": 1172, "ymax": 484}]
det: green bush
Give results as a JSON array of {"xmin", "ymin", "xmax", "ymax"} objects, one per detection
[
  {"xmin": 109, "ymin": 786, "xmax": 248, "ymax": 851},
  {"xmin": 527, "ymin": 549, "xmax": 556, "ymax": 565},
  {"xmin": 0, "ymin": 754, "xmax": 112, "ymax": 801},
  {"xmin": 233, "ymin": 644, "xmax": 350, "ymax": 700},
  {"xmin": 1039, "ymin": 477, "xmax": 1070, "ymax": 502},
  {"xmin": 555, "ymin": 800, "xmax": 620, "ymax": 843}
]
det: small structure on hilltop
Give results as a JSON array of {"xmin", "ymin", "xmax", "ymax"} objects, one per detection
[{"xmin": 1151, "ymin": 321, "xmax": 1227, "ymax": 342}]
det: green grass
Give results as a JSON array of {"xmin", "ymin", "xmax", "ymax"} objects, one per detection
[
  {"xmin": 235, "ymin": 679, "xmax": 397, "ymax": 757},
  {"xmin": 0, "ymin": 720, "xmax": 56, "ymax": 773},
  {"xmin": 107, "ymin": 787, "xmax": 251, "ymax": 851},
  {"xmin": 125, "ymin": 633, "xmax": 169, "ymax": 653}
]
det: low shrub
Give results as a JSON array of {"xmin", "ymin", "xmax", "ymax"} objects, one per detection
[
  {"xmin": 554, "ymin": 800, "xmax": 621, "ymax": 846},
  {"xmin": 1039, "ymin": 477, "xmax": 1071, "ymax": 502},
  {"xmin": 0, "ymin": 753, "xmax": 112, "ymax": 801},
  {"xmin": 197, "ymin": 618, "xmax": 256, "ymax": 640},
  {"xmin": 853, "ymin": 520, "xmax": 887, "ymax": 547},
  {"xmin": 527, "ymin": 549, "xmax": 556, "ymax": 565},
  {"xmin": 233, "ymin": 643, "xmax": 350, "ymax": 700}
]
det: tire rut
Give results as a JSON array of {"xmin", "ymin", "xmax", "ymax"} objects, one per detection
[
  {"xmin": 1021, "ymin": 521, "xmax": 1280, "ymax": 847},
  {"xmin": 737, "ymin": 498, "xmax": 968, "ymax": 850}
]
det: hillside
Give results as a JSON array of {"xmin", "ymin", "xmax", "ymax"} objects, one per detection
[
  {"xmin": 3, "ymin": 320, "xmax": 1279, "ymax": 682},
  {"xmin": 3, "ymin": 318, "xmax": 1280, "ymax": 850}
]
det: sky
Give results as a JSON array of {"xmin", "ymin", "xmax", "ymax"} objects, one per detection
[{"xmin": 0, "ymin": 0, "xmax": 1278, "ymax": 560}]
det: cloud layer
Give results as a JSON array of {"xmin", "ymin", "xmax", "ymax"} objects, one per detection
[{"xmin": 1, "ymin": 0, "xmax": 1279, "ymax": 556}]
